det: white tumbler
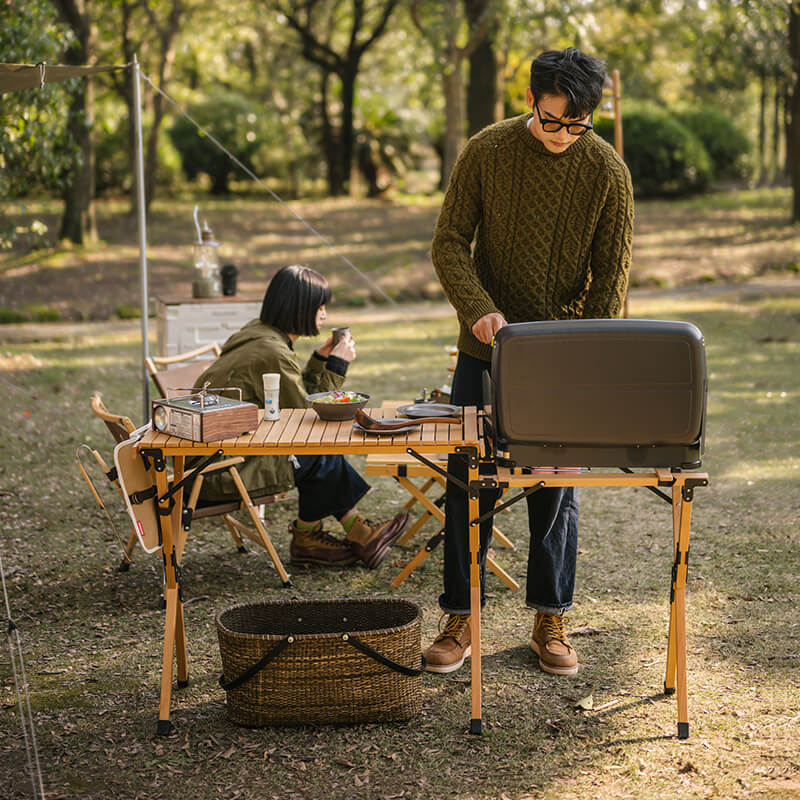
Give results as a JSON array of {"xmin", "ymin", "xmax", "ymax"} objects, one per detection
[{"xmin": 262, "ymin": 373, "xmax": 281, "ymax": 421}]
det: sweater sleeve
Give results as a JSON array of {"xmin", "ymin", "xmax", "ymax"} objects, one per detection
[
  {"xmin": 431, "ymin": 137, "xmax": 501, "ymax": 328},
  {"xmin": 301, "ymin": 352, "xmax": 345, "ymax": 397},
  {"xmin": 582, "ymin": 159, "xmax": 634, "ymax": 319}
]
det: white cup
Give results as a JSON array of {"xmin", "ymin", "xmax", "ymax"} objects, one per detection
[{"xmin": 262, "ymin": 373, "xmax": 280, "ymax": 420}]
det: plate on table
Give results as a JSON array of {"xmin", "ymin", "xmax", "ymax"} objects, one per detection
[
  {"xmin": 352, "ymin": 418, "xmax": 418, "ymax": 435},
  {"xmin": 396, "ymin": 403, "xmax": 460, "ymax": 419}
]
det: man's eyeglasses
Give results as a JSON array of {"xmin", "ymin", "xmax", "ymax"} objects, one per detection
[{"xmin": 534, "ymin": 102, "xmax": 593, "ymax": 136}]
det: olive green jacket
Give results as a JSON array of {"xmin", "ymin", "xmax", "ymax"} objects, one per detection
[{"xmin": 193, "ymin": 320, "xmax": 345, "ymax": 500}]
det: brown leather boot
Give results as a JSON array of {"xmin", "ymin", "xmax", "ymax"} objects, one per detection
[
  {"xmin": 530, "ymin": 612, "xmax": 578, "ymax": 675},
  {"xmin": 424, "ymin": 614, "xmax": 471, "ymax": 673},
  {"xmin": 289, "ymin": 522, "xmax": 358, "ymax": 566},
  {"xmin": 343, "ymin": 511, "xmax": 410, "ymax": 569}
]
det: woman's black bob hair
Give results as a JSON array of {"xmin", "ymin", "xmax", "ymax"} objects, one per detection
[{"xmin": 260, "ymin": 264, "xmax": 331, "ymax": 336}]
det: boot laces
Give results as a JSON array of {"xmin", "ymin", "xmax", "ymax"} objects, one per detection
[
  {"xmin": 540, "ymin": 613, "xmax": 568, "ymax": 643},
  {"xmin": 309, "ymin": 528, "xmax": 347, "ymax": 547},
  {"xmin": 435, "ymin": 614, "xmax": 469, "ymax": 643},
  {"xmin": 292, "ymin": 523, "xmax": 346, "ymax": 548}
]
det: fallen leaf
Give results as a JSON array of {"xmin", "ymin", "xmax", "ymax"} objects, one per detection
[{"xmin": 575, "ymin": 693, "xmax": 594, "ymax": 710}]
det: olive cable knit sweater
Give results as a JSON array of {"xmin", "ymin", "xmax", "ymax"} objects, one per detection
[{"xmin": 432, "ymin": 113, "xmax": 634, "ymax": 362}]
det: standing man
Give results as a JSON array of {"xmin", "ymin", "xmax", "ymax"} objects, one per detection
[{"xmin": 424, "ymin": 48, "xmax": 634, "ymax": 676}]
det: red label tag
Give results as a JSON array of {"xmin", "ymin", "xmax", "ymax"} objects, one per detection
[{"xmin": 137, "ymin": 520, "xmax": 145, "ymax": 538}]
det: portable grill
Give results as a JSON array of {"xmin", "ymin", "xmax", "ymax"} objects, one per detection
[{"xmin": 488, "ymin": 319, "xmax": 707, "ymax": 469}]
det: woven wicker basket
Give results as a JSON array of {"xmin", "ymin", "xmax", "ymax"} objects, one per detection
[{"xmin": 216, "ymin": 598, "xmax": 424, "ymax": 726}]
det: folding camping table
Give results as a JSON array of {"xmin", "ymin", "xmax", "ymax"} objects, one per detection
[
  {"xmin": 135, "ymin": 403, "xmax": 706, "ymax": 739},
  {"xmin": 134, "ymin": 405, "xmax": 481, "ymax": 736}
]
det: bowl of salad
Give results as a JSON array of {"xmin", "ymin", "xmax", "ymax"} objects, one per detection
[{"xmin": 306, "ymin": 390, "xmax": 371, "ymax": 421}]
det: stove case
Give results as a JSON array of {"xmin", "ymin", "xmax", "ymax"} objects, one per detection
[{"xmin": 489, "ymin": 319, "xmax": 707, "ymax": 469}]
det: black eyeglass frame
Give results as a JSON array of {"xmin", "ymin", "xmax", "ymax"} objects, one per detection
[{"xmin": 533, "ymin": 101, "xmax": 593, "ymax": 136}]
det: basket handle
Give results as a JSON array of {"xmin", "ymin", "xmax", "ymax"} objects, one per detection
[
  {"xmin": 343, "ymin": 634, "xmax": 426, "ymax": 677},
  {"xmin": 219, "ymin": 635, "xmax": 293, "ymax": 691},
  {"xmin": 219, "ymin": 632, "xmax": 426, "ymax": 691}
]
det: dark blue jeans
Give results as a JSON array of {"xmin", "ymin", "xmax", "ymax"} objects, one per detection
[
  {"xmin": 439, "ymin": 352, "xmax": 579, "ymax": 616},
  {"xmin": 291, "ymin": 454, "xmax": 369, "ymax": 523}
]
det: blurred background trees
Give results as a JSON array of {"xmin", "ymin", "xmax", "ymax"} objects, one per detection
[{"xmin": 1, "ymin": 0, "xmax": 798, "ymax": 245}]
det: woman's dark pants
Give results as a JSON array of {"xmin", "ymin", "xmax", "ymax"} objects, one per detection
[{"xmin": 292, "ymin": 454, "xmax": 369, "ymax": 522}]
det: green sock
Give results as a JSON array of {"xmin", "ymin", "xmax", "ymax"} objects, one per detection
[
  {"xmin": 339, "ymin": 512, "xmax": 360, "ymax": 533},
  {"xmin": 294, "ymin": 518, "xmax": 321, "ymax": 532}
]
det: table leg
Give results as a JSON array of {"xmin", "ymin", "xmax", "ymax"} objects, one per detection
[
  {"xmin": 154, "ymin": 463, "xmax": 188, "ymax": 736},
  {"xmin": 664, "ymin": 483, "xmax": 681, "ymax": 695},
  {"xmin": 673, "ymin": 481, "xmax": 694, "ymax": 739},
  {"xmin": 467, "ymin": 460, "xmax": 482, "ymax": 735}
]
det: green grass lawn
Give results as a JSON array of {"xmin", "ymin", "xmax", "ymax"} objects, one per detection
[{"xmin": 1, "ymin": 281, "xmax": 799, "ymax": 799}]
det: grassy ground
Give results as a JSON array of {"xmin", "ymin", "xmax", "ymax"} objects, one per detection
[
  {"xmin": 1, "ymin": 186, "xmax": 798, "ymax": 322},
  {"xmin": 1, "ymin": 278, "xmax": 799, "ymax": 799}
]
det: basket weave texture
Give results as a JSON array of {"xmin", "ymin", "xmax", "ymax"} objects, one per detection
[{"xmin": 216, "ymin": 598, "xmax": 423, "ymax": 726}]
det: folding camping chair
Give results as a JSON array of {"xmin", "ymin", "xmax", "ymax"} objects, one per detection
[
  {"xmin": 145, "ymin": 342, "xmax": 220, "ymax": 397},
  {"xmin": 79, "ymin": 394, "xmax": 292, "ymax": 585},
  {"xmin": 364, "ymin": 452, "xmax": 519, "ymax": 591}
]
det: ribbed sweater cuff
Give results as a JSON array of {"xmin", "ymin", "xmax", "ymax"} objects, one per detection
[{"xmin": 463, "ymin": 298, "xmax": 501, "ymax": 329}]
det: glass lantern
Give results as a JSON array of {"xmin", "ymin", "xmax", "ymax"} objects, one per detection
[{"xmin": 192, "ymin": 221, "xmax": 221, "ymax": 298}]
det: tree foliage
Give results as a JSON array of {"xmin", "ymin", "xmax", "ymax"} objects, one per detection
[
  {"xmin": 0, "ymin": 0, "xmax": 77, "ymax": 249},
  {"xmin": 0, "ymin": 1, "xmax": 77, "ymax": 199},
  {"xmin": 1, "ymin": 0, "xmax": 797, "ymax": 215}
]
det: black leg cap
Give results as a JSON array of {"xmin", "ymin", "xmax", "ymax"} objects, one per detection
[
  {"xmin": 177, "ymin": 675, "xmax": 189, "ymax": 689},
  {"xmin": 156, "ymin": 720, "xmax": 172, "ymax": 737},
  {"xmin": 663, "ymin": 683, "xmax": 676, "ymax": 696},
  {"xmin": 118, "ymin": 560, "xmax": 131, "ymax": 573},
  {"xmin": 283, "ymin": 579, "xmax": 294, "ymax": 588},
  {"xmin": 469, "ymin": 718, "xmax": 482, "ymax": 735},
  {"xmin": 677, "ymin": 722, "xmax": 689, "ymax": 739},
  {"xmin": 238, "ymin": 545, "xmax": 248, "ymax": 553}
]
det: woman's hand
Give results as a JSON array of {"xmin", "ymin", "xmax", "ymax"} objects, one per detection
[
  {"xmin": 316, "ymin": 335, "xmax": 335, "ymax": 358},
  {"xmin": 330, "ymin": 331, "xmax": 356, "ymax": 362}
]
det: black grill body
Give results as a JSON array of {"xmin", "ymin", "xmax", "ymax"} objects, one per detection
[{"xmin": 489, "ymin": 319, "xmax": 707, "ymax": 469}]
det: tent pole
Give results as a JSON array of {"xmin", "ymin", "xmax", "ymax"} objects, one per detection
[{"xmin": 132, "ymin": 54, "xmax": 150, "ymax": 424}]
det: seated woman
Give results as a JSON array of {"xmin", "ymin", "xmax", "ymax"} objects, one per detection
[{"xmin": 194, "ymin": 264, "xmax": 409, "ymax": 569}]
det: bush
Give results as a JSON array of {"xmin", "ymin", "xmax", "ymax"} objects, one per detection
[
  {"xmin": 595, "ymin": 109, "xmax": 712, "ymax": 197},
  {"xmin": 675, "ymin": 109, "xmax": 750, "ymax": 181},
  {"xmin": 22, "ymin": 304, "xmax": 60, "ymax": 322},
  {"xmin": 168, "ymin": 92, "xmax": 262, "ymax": 194}
]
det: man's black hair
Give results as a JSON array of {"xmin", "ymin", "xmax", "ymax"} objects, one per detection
[
  {"xmin": 260, "ymin": 264, "xmax": 331, "ymax": 336},
  {"xmin": 530, "ymin": 48, "xmax": 606, "ymax": 119}
]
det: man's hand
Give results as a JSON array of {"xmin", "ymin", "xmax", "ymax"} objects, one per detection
[{"xmin": 472, "ymin": 312, "xmax": 507, "ymax": 344}]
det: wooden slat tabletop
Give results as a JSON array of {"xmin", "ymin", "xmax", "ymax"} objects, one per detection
[{"xmin": 137, "ymin": 406, "xmax": 479, "ymax": 457}]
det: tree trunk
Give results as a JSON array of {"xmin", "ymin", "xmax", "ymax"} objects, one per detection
[
  {"xmin": 320, "ymin": 75, "xmax": 345, "ymax": 197},
  {"xmin": 337, "ymin": 67, "xmax": 358, "ymax": 197},
  {"xmin": 790, "ymin": 2, "xmax": 800, "ymax": 221},
  {"xmin": 758, "ymin": 71, "xmax": 767, "ymax": 183},
  {"xmin": 785, "ymin": 85, "xmax": 792, "ymax": 179},
  {"xmin": 465, "ymin": 0, "xmax": 496, "ymax": 136},
  {"xmin": 442, "ymin": 53, "xmax": 466, "ymax": 189},
  {"xmin": 772, "ymin": 77, "xmax": 781, "ymax": 181},
  {"xmin": 494, "ymin": 51, "xmax": 506, "ymax": 122},
  {"xmin": 56, "ymin": 3, "xmax": 97, "ymax": 244}
]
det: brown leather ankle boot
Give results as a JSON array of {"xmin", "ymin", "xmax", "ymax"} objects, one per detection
[
  {"xmin": 343, "ymin": 511, "xmax": 410, "ymax": 569},
  {"xmin": 289, "ymin": 522, "xmax": 357, "ymax": 566}
]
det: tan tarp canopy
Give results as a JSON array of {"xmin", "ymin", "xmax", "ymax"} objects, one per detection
[{"xmin": 0, "ymin": 62, "xmax": 126, "ymax": 94}]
